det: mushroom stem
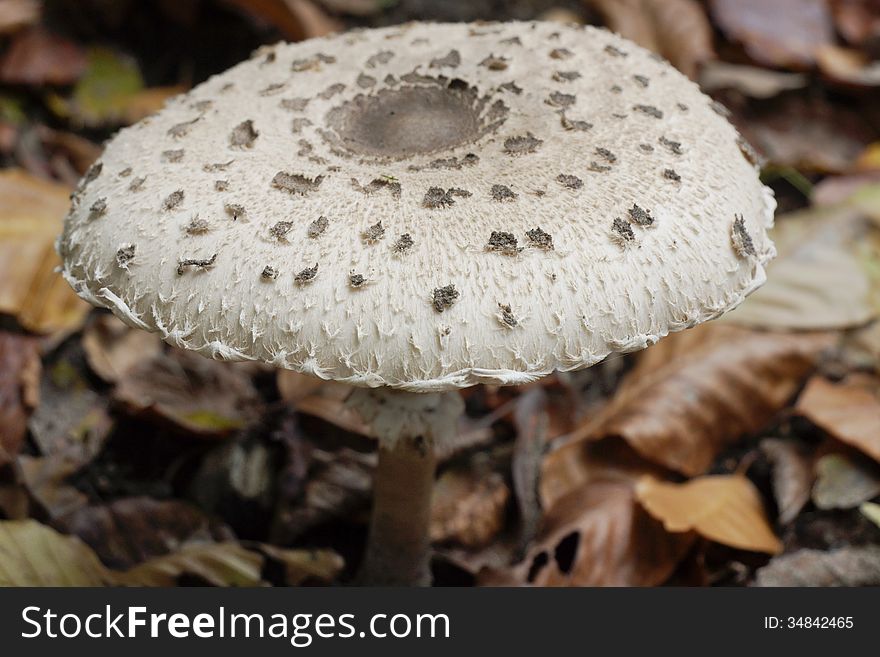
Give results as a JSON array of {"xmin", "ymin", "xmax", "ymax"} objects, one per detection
[
  {"xmin": 359, "ymin": 435, "xmax": 436, "ymax": 586},
  {"xmin": 348, "ymin": 388, "xmax": 464, "ymax": 586}
]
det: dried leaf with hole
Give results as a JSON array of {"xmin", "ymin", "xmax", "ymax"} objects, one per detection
[
  {"xmin": 114, "ymin": 349, "xmax": 263, "ymax": 438},
  {"xmin": 584, "ymin": 0, "xmax": 714, "ymax": 79},
  {"xmin": 565, "ymin": 324, "xmax": 831, "ymax": 476},
  {"xmin": 760, "ymin": 438, "xmax": 814, "ymax": 525},
  {"xmin": 0, "ymin": 169, "xmax": 90, "ymax": 333},
  {"xmin": 0, "ymin": 332, "xmax": 40, "ymax": 466},
  {"xmin": 430, "ymin": 466, "xmax": 510, "ymax": 548},
  {"xmin": 82, "ymin": 314, "xmax": 163, "ymax": 383},
  {"xmin": 753, "ymin": 546, "xmax": 880, "ymax": 586},
  {"xmin": 724, "ymin": 206, "xmax": 880, "ymax": 330},
  {"xmin": 0, "ymin": 28, "xmax": 87, "ymax": 85},
  {"xmin": 796, "ymin": 375, "xmax": 880, "ymax": 463},
  {"xmin": 493, "ymin": 480, "xmax": 693, "ymax": 586},
  {"xmin": 0, "ymin": 520, "xmax": 110, "ymax": 586},
  {"xmin": 709, "ymin": 0, "xmax": 834, "ymax": 69},
  {"xmin": 812, "ymin": 453, "xmax": 880, "ymax": 510},
  {"xmin": 636, "ymin": 475, "xmax": 783, "ymax": 554}
]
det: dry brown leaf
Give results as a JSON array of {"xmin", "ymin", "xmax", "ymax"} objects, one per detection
[
  {"xmin": 431, "ymin": 466, "xmax": 510, "ymax": 548},
  {"xmin": 492, "ymin": 480, "xmax": 693, "ymax": 586},
  {"xmin": 0, "ymin": 332, "xmax": 40, "ymax": 466},
  {"xmin": 0, "ymin": 169, "xmax": 90, "ymax": 333},
  {"xmin": 754, "ymin": 546, "xmax": 880, "ymax": 586},
  {"xmin": 797, "ymin": 375, "xmax": 880, "ymax": 463},
  {"xmin": 54, "ymin": 497, "xmax": 235, "ymax": 569},
  {"xmin": 700, "ymin": 61, "xmax": 808, "ymax": 98},
  {"xmin": 817, "ymin": 45, "xmax": 880, "ymax": 88},
  {"xmin": 760, "ymin": 438, "xmax": 814, "ymax": 524},
  {"xmin": 724, "ymin": 206, "xmax": 880, "ymax": 330},
  {"xmin": 636, "ymin": 475, "xmax": 783, "ymax": 554},
  {"xmin": 223, "ymin": 0, "xmax": 341, "ymax": 41},
  {"xmin": 0, "ymin": 0, "xmax": 40, "ymax": 34},
  {"xmin": 254, "ymin": 543, "xmax": 344, "ymax": 586},
  {"xmin": 82, "ymin": 314, "xmax": 163, "ymax": 383},
  {"xmin": 565, "ymin": 324, "xmax": 831, "ymax": 476},
  {"xmin": 812, "ymin": 453, "xmax": 880, "ymax": 510},
  {"xmin": 0, "ymin": 519, "xmax": 110, "ymax": 586},
  {"xmin": 114, "ymin": 349, "xmax": 263, "ymax": 438},
  {"xmin": 585, "ymin": 0, "xmax": 714, "ymax": 79},
  {"xmin": 709, "ymin": 0, "xmax": 834, "ymax": 69},
  {"xmin": 861, "ymin": 501, "xmax": 880, "ymax": 528},
  {"xmin": 0, "ymin": 27, "xmax": 87, "ymax": 85},
  {"xmin": 17, "ymin": 454, "xmax": 89, "ymax": 519}
]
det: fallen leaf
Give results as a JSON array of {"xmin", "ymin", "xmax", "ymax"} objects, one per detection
[
  {"xmin": 54, "ymin": 497, "xmax": 235, "ymax": 570},
  {"xmin": 0, "ymin": 519, "xmax": 110, "ymax": 586},
  {"xmin": 511, "ymin": 388, "xmax": 549, "ymax": 546},
  {"xmin": 724, "ymin": 206, "xmax": 880, "ymax": 330},
  {"xmin": 17, "ymin": 454, "xmax": 89, "ymax": 519},
  {"xmin": 0, "ymin": 27, "xmax": 87, "ymax": 85},
  {"xmin": 565, "ymin": 325, "xmax": 830, "ymax": 476},
  {"xmin": 0, "ymin": 0, "xmax": 40, "ymax": 35},
  {"xmin": 760, "ymin": 438, "xmax": 814, "ymax": 524},
  {"xmin": 861, "ymin": 501, "xmax": 880, "ymax": 528},
  {"xmin": 223, "ymin": 0, "xmax": 341, "ymax": 41},
  {"xmin": 636, "ymin": 475, "xmax": 783, "ymax": 554},
  {"xmin": 812, "ymin": 453, "xmax": 880, "ymax": 510},
  {"xmin": 114, "ymin": 349, "xmax": 263, "ymax": 438},
  {"xmin": 494, "ymin": 480, "xmax": 693, "ymax": 586},
  {"xmin": 278, "ymin": 369, "xmax": 372, "ymax": 436},
  {"xmin": 0, "ymin": 332, "xmax": 40, "ymax": 465},
  {"xmin": 817, "ymin": 45, "xmax": 880, "ymax": 87},
  {"xmin": 0, "ymin": 168, "xmax": 90, "ymax": 333},
  {"xmin": 82, "ymin": 314, "xmax": 163, "ymax": 383},
  {"xmin": 700, "ymin": 61, "xmax": 808, "ymax": 98},
  {"xmin": 796, "ymin": 375, "xmax": 880, "ymax": 463},
  {"xmin": 254, "ymin": 543, "xmax": 344, "ymax": 585},
  {"xmin": 709, "ymin": 0, "xmax": 834, "ymax": 68},
  {"xmin": 430, "ymin": 465, "xmax": 510, "ymax": 548},
  {"xmin": 753, "ymin": 546, "xmax": 880, "ymax": 586},
  {"xmin": 584, "ymin": 0, "xmax": 714, "ymax": 79}
]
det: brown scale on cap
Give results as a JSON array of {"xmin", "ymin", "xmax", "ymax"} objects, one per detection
[
  {"xmin": 499, "ymin": 81, "xmax": 522, "ymax": 95},
  {"xmin": 611, "ymin": 218, "xmax": 635, "ymax": 245},
  {"xmin": 393, "ymin": 233, "xmax": 414, "ymax": 253},
  {"xmin": 272, "ymin": 172, "xmax": 323, "ymax": 195},
  {"xmin": 261, "ymin": 266, "xmax": 279, "ymax": 280},
  {"xmin": 491, "ymin": 184, "xmax": 518, "ymax": 201},
  {"xmin": 319, "ymin": 83, "xmax": 346, "ymax": 100},
  {"xmin": 560, "ymin": 113, "xmax": 592, "ymax": 131},
  {"xmin": 486, "ymin": 231, "xmax": 521, "ymax": 255},
  {"xmin": 203, "ymin": 161, "xmax": 233, "ymax": 172},
  {"xmin": 357, "ymin": 74, "xmax": 377, "ymax": 89},
  {"xmin": 128, "ymin": 177, "xmax": 146, "ymax": 192},
  {"xmin": 116, "ymin": 244, "xmax": 135, "ymax": 268},
  {"xmin": 177, "ymin": 254, "xmax": 217, "ymax": 276},
  {"xmin": 186, "ymin": 216, "xmax": 210, "ymax": 234},
  {"xmin": 633, "ymin": 75, "xmax": 649, "ymax": 88},
  {"xmin": 168, "ymin": 117, "xmax": 199, "ymax": 138},
  {"xmin": 365, "ymin": 50, "xmax": 394, "ymax": 68},
  {"xmin": 430, "ymin": 50, "xmax": 461, "ymax": 68},
  {"xmin": 230, "ymin": 120, "xmax": 258, "ymax": 148},
  {"xmin": 214, "ymin": 180, "xmax": 229, "ymax": 192},
  {"xmin": 308, "ymin": 216, "xmax": 329, "ymax": 238},
  {"xmin": 504, "ymin": 133, "xmax": 543, "ymax": 155},
  {"xmin": 731, "ymin": 215, "xmax": 756, "ymax": 257},
  {"xmin": 553, "ymin": 71, "xmax": 581, "ymax": 82},
  {"xmin": 362, "ymin": 221, "xmax": 386, "ymax": 243},
  {"xmin": 546, "ymin": 91, "xmax": 576, "ymax": 108},
  {"xmin": 480, "ymin": 55, "xmax": 509, "ymax": 70},
  {"xmin": 498, "ymin": 303, "xmax": 518, "ymax": 328},
  {"xmin": 549, "ymin": 47, "xmax": 573, "ymax": 60},
  {"xmin": 89, "ymin": 198, "xmax": 107, "ymax": 217},
  {"xmin": 588, "ymin": 162, "xmax": 612, "ymax": 173},
  {"xmin": 349, "ymin": 272, "xmax": 367, "ymax": 288},
  {"xmin": 161, "ymin": 190, "xmax": 184, "ymax": 211},
  {"xmin": 291, "ymin": 118, "xmax": 312, "ymax": 134},
  {"xmin": 557, "ymin": 174, "xmax": 583, "ymax": 190},
  {"xmin": 280, "ymin": 98, "xmax": 310, "ymax": 112},
  {"xmin": 432, "ymin": 284, "xmax": 459, "ymax": 313},
  {"xmin": 605, "ymin": 44, "xmax": 627, "ymax": 57},
  {"xmin": 634, "ymin": 104, "xmax": 663, "ymax": 119},
  {"xmin": 526, "ymin": 227, "xmax": 553, "ymax": 250},
  {"xmin": 294, "ymin": 263, "xmax": 319, "ymax": 284},
  {"xmin": 659, "ymin": 136, "xmax": 683, "ymax": 155},
  {"xmin": 259, "ymin": 82, "xmax": 286, "ymax": 97},
  {"xmin": 291, "ymin": 53, "xmax": 335, "ymax": 72},
  {"xmin": 270, "ymin": 221, "xmax": 294, "ymax": 241},
  {"xmin": 628, "ymin": 204, "xmax": 654, "ymax": 226},
  {"xmin": 663, "ymin": 168, "xmax": 681, "ymax": 182},
  {"xmin": 224, "ymin": 203, "xmax": 246, "ymax": 220},
  {"xmin": 162, "ymin": 149, "xmax": 184, "ymax": 163},
  {"xmin": 595, "ymin": 147, "xmax": 617, "ymax": 163},
  {"xmin": 118, "ymin": 167, "xmax": 132, "ymax": 178},
  {"xmin": 354, "ymin": 176, "xmax": 402, "ymax": 198}
]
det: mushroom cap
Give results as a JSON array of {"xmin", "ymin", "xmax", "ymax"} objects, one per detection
[{"xmin": 59, "ymin": 21, "xmax": 775, "ymax": 392}]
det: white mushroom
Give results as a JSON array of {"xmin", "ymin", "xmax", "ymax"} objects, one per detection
[{"xmin": 58, "ymin": 21, "xmax": 776, "ymax": 585}]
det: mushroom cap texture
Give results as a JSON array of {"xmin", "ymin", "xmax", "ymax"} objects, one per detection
[{"xmin": 59, "ymin": 21, "xmax": 776, "ymax": 392}]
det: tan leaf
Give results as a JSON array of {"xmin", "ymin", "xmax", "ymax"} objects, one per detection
[
  {"xmin": 0, "ymin": 332, "xmax": 40, "ymax": 466},
  {"xmin": 0, "ymin": 519, "xmax": 110, "ymax": 586},
  {"xmin": 0, "ymin": 0, "xmax": 41, "ymax": 35},
  {"xmin": 254, "ymin": 544, "xmax": 344, "ymax": 586},
  {"xmin": 759, "ymin": 438, "xmax": 813, "ymax": 524},
  {"xmin": 817, "ymin": 45, "xmax": 880, "ymax": 88},
  {"xmin": 754, "ymin": 546, "xmax": 880, "ymax": 586},
  {"xmin": 861, "ymin": 501, "xmax": 880, "ymax": 528},
  {"xmin": 279, "ymin": 370, "xmax": 372, "ymax": 437},
  {"xmin": 636, "ymin": 475, "xmax": 783, "ymax": 554},
  {"xmin": 82, "ymin": 314, "xmax": 163, "ymax": 383},
  {"xmin": 0, "ymin": 168, "xmax": 90, "ymax": 333},
  {"xmin": 430, "ymin": 466, "xmax": 510, "ymax": 548},
  {"xmin": 585, "ymin": 0, "xmax": 714, "ymax": 79},
  {"xmin": 700, "ymin": 61, "xmax": 807, "ymax": 98},
  {"xmin": 492, "ymin": 480, "xmax": 693, "ymax": 586},
  {"xmin": 812, "ymin": 453, "xmax": 880, "ymax": 510},
  {"xmin": 17, "ymin": 454, "xmax": 89, "ymax": 519},
  {"xmin": 565, "ymin": 324, "xmax": 830, "ymax": 476},
  {"xmin": 796, "ymin": 375, "xmax": 880, "ymax": 463},
  {"xmin": 114, "ymin": 349, "xmax": 263, "ymax": 438},
  {"xmin": 0, "ymin": 27, "xmax": 87, "ymax": 85},
  {"xmin": 709, "ymin": 0, "xmax": 834, "ymax": 69},
  {"xmin": 223, "ymin": 0, "xmax": 341, "ymax": 41},
  {"xmin": 723, "ymin": 206, "xmax": 880, "ymax": 330}
]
